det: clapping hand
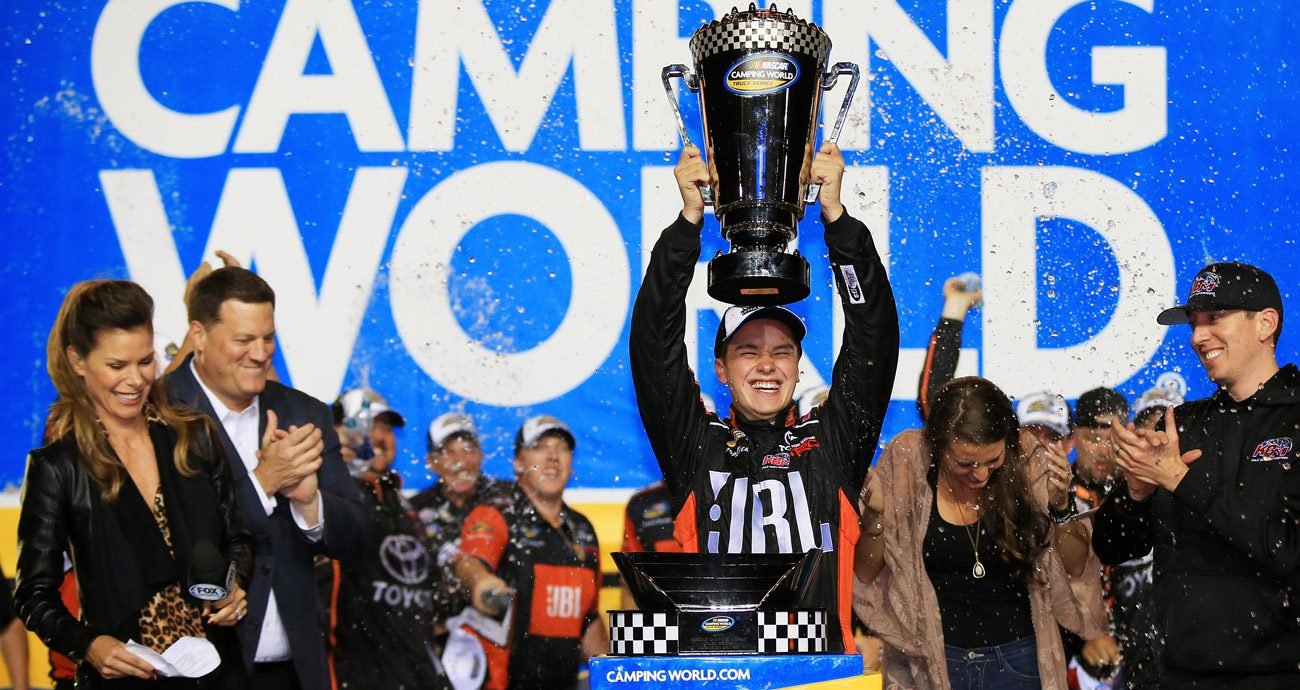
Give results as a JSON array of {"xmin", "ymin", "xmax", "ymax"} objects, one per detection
[{"xmin": 1110, "ymin": 406, "xmax": 1202, "ymax": 500}]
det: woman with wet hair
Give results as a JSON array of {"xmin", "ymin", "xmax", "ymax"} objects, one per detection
[
  {"xmin": 853, "ymin": 377, "xmax": 1107, "ymax": 690},
  {"xmin": 15, "ymin": 280, "xmax": 251, "ymax": 688}
]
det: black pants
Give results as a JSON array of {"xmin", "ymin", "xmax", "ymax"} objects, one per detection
[{"xmin": 251, "ymin": 661, "xmax": 302, "ymax": 690}]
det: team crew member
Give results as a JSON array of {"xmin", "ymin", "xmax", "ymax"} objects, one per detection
[
  {"xmin": 629, "ymin": 143, "xmax": 900, "ymax": 652},
  {"xmin": 623, "ymin": 396, "xmax": 712, "ymax": 560},
  {"xmin": 453, "ymin": 416, "xmax": 605, "ymax": 690},
  {"xmin": 1097, "ymin": 262, "xmax": 1300, "ymax": 689},
  {"xmin": 325, "ymin": 389, "xmax": 449, "ymax": 690},
  {"xmin": 622, "ymin": 482, "xmax": 680, "ymax": 555},
  {"xmin": 1083, "ymin": 382, "xmax": 1181, "ymax": 690},
  {"xmin": 1060, "ymin": 389, "xmax": 1128, "ymax": 688},
  {"xmin": 913, "ymin": 276, "xmax": 1075, "ymax": 447},
  {"xmin": 619, "ymin": 482, "xmax": 680, "ymax": 609},
  {"xmin": 917, "ymin": 275, "xmax": 982, "ymax": 420},
  {"xmin": 411, "ymin": 411, "xmax": 510, "ymax": 622}
]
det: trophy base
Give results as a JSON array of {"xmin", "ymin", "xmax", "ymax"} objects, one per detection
[{"xmin": 708, "ymin": 250, "xmax": 810, "ymax": 306}]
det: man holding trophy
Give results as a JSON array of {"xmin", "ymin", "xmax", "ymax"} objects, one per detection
[
  {"xmin": 629, "ymin": 5, "xmax": 898, "ymax": 655},
  {"xmin": 630, "ymin": 134, "xmax": 898, "ymax": 653}
]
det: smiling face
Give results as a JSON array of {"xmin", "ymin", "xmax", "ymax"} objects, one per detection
[
  {"xmin": 190, "ymin": 300, "xmax": 275, "ymax": 411},
  {"xmin": 1071, "ymin": 418, "xmax": 1120, "ymax": 484},
  {"xmin": 513, "ymin": 432, "xmax": 573, "ymax": 504},
  {"xmin": 429, "ymin": 434, "xmax": 484, "ymax": 502},
  {"xmin": 1188, "ymin": 308, "xmax": 1279, "ymax": 399},
  {"xmin": 713, "ymin": 318, "xmax": 799, "ymax": 422},
  {"xmin": 940, "ymin": 439, "xmax": 1006, "ymax": 493},
  {"xmin": 68, "ymin": 326, "xmax": 156, "ymax": 430}
]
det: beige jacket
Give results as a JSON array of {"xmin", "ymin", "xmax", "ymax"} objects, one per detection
[{"xmin": 852, "ymin": 429, "xmax": 1109, "ymax": 690}]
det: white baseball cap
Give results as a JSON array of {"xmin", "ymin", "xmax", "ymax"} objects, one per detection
[
  {"xmin": 1134, "ymin": 372, "xmax": 1187, "ymax": 416},
  {"xmin": 1014, "ymin": 391, "xmax": 1070, "ymax": 437},
  {"xmin": 514, "ymin": 414, "xmax": 575, "ymax": 454},
  {"xmin": 333, "ymin": 388, "xmax": 405, "ymax": 430},
  {"xmin": 427, "ymin": 412, "xmax": 477, "ymax": 453},
  {"xmin": 714, "ymin": 305, "xmax": 806, "ymax": 358}
]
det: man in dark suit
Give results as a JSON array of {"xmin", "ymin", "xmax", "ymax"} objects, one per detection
[{"xmin": 165, "ymin": 266, "xmax": 372, "ymax": 690}]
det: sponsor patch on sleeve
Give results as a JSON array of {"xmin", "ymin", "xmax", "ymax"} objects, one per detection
[
  {"xmin": 459, "ymin": 506, "xmax": 509, "ymax": 569},
  {"xmin": 837, "ymin": 265, "xmax": 865, "ymax": 304}
]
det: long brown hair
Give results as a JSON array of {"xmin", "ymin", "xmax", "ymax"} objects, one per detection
[
  {"xmin": 46, "ymin": 280, "xmax": 209, "ymax": 502},
  {"xmin": 924, "ymin": 377, "xmax": 1051, "ymax": 582}
]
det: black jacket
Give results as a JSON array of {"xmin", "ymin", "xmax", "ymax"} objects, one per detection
[
  {"xmin": 166, "ymin": 356, "xmax": 373, "ymax": 690},
  {"xmin": 15, "ymin": 420, "xmax": 252, "ymax": 687},
  {"xmin": 1093, "ymin": 363, "xmax": 1300, "ymax": 685},
  {"xmin": 629, "ymin": 211, "xmax": 899, "ymax": 652}
]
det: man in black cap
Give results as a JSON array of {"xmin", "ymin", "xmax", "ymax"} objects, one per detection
[
  {"xmin": 1069, "ymin": 387, "xmax": 1129, "ymax": 500},
  {"xmin": 1095, "ymin": 261, "xmax": 1300, "ymax": 689},
  {"xmin": 1059, "ymin": 388, "xmax": 1130, "ymax": 685},
  {"xmin": 629, "ymin": 143, "xmax": 899, "ymax": 653}
]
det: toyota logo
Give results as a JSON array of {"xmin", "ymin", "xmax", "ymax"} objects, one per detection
[{"xmin": 379, "ymin": 535, "xmax": 431, "ymax": 585}]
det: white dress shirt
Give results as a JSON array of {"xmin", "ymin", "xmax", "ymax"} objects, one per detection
[{"xmin": 190, "ymin": 360, "xmax": 324, "ymax": 663}]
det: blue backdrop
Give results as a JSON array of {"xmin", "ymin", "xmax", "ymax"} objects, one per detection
[{"xmin": 3, "ymin": 0, "xmax": 1297, "ymax": 490}]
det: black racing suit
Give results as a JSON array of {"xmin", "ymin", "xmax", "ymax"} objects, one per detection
[
  {"xmin": 917, "ymin": 316, "xmax": 964, "ymax": 421},
  {"xmin": 623, "ymin": 481, "xmax": 680, "ymax": 554},
  {"xmin": 1093, "ymin": 364, "xmax": 1300, "ymax": 689},
  {"xmin": 327, "ymin": 471, "xmax": 450, "ymax": 690},
  {"xmin": 630, "ymin": 211, "xmax": 899, "ymax": 652}
]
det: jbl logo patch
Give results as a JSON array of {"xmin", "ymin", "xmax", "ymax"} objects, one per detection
[{"xmin": 528, "ymin": 564, "xmax": 596, "ymax": 638}]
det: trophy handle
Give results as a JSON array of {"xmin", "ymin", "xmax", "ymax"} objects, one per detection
[
  {"xmin": 804, "ymin": 62, "xmax": 862, "ymax": 204},
  {"xmin": 661, "ymin": 64, "xmax": 714, "ymax": 206}
]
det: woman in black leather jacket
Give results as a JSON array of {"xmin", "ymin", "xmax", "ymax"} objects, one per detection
[{"xmin": 15, "ymin": 280, "xmax": 252, "ymax": 688}]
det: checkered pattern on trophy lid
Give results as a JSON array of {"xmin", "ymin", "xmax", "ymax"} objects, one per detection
[{"xmin": 690, "ymin": 10, "xmax": 831, "ymax": 60}]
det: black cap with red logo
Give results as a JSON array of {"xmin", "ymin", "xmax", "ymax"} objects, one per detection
[{"xmin": 1157, "ymin": 262, "xmax": 1283, "ymax": 326}]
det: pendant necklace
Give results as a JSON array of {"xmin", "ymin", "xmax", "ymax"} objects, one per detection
[{"xmin": 945, "ymin": 475, "xmax": 986, "ymax": 579}]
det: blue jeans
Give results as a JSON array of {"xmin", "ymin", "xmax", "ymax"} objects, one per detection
[{"xmin": 944, "ymin": 636, "xmax": 1040, "ymax": 690}]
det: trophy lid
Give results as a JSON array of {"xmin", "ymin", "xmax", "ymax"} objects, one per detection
[
  {"xmin": 691, "ymin": 4, "xmax": 831, "ymax": 60},
  {"xmin": 614, "ymin": 550, "xmax": 825, "ymax": 612}
]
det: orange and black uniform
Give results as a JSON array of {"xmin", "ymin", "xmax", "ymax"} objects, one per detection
[
  {"xmin": 916, "ymin": 317, "xmax": 964, "ymax": 421},
  {"xmin": 630, "ymin": 211, "xmax": 899, "ymax": 652},
  {"xmin": 459, "ymin": 484, "xmax": 601, "ymax": 690},
  {"xmin": 622, "ymin": 482, "xmax": 681, "ymax": 554}
]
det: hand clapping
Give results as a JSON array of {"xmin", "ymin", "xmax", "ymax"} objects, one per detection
[{"xmin": 1110, "ymin": 406, "xmax": 1203, "ymax": 499}]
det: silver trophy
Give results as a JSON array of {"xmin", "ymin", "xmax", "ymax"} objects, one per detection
[{"xmin": 663, "ymin": 4, "xmax": 859, "ymax": 305}]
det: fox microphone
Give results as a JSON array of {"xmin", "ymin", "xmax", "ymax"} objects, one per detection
[{"xmin": 188, "ymin": 541, "xmax": 235, "ymax": 602}]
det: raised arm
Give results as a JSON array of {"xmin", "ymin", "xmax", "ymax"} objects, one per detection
[
  {"xmin": 916, "ymin": 277, "xmax": 981, "ymax": 420},
  {"xmin": 813, "ymin": 143, "xmax": 900, "ymax": 489},
  {"xmin": 629, "ymin": 148, "xmax": 713, "ymax": 501}
]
